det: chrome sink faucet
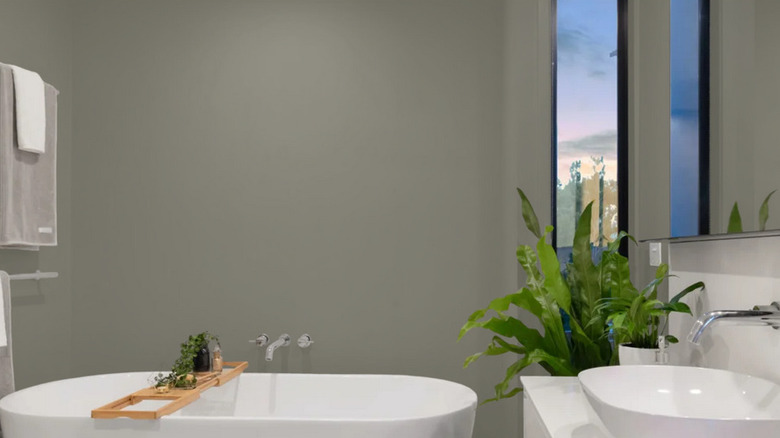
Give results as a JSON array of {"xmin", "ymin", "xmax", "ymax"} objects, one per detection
[
  {"xmin": 266, "ymin": 333, "xmax": 291, "ymax": 361},
  {"xmin": 687, "ymin": 302, "xmax": 780, "ymax": 344}
]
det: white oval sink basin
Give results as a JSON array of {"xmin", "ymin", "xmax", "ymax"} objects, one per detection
[{"xmin": 579, "ymin": 365, "xmax": 780, "ymax": 438}]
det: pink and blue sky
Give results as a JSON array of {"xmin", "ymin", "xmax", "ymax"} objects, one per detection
[{"xmin": 556, "ymin": 0, "xmax": 617, "ymax": 184}]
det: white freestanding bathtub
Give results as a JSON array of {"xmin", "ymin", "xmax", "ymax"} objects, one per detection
[{"xmin": 0, "ymin": 372, "xmax": 477, "ymax": 438}]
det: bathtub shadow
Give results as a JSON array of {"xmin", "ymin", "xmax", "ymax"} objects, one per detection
[{"xmin": 93, "ymin": 418, "xmax": 162, "ymax": 432}]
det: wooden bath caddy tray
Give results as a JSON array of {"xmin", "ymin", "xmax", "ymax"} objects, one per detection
[{"xmin": 91, "ymin": 361, "xmax": 248, "ymax": 420}]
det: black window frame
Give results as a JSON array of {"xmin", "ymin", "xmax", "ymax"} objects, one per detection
[
  {"xmin": 698, "ymin": 0, "xmax": 711, "ymax": 235},
  {"xmin": 552, "ymin": 0, "xmax": 711, "ymax": 250},
  {"xmin": 550, "ymin": 0, "xmax": 630, "ymax": 256}
]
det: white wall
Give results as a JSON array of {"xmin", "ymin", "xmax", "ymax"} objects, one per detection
[{"xmin": 669, "ymin": 233, "xmax": 780, "ymax": 382}]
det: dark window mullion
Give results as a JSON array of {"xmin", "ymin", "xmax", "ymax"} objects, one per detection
[
  {"xmin": 617, "ymin": 0, "xmax": 629, "ymax": 256},
  {"xmin": 698, "ymin": 0, "xmax": 711, "ymax": 235},
  {"xmin": 551, "ymin": 0, "xmax": 559, "ymax": 248}
]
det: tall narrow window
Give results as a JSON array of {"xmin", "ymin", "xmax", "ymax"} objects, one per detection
[{"xmin": 554, "ymin": 0, "xmax": 623, "ymax": 263}]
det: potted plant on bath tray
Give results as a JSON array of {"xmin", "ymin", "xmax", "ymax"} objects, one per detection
[{"xmin": 152, "ymin": 331, "xmax": 220, "ymax": 391}]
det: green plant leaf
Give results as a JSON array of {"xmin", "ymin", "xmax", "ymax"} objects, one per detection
[
  {"xmin": 661, "ymin": 302, "xmax": 692, "ymax": 314},
  {"xmin": 628, "ymin": 294, "xmax": 646, "ymax": 327},
  {"xmin": 488, "ymin": 348, "xmax": 579, "ymax": 402},
  {"xmin": 759, "ymin": 190, "xmax": 777, "ymax": 231},
  {"xmin": 464, "ymin": 309, "xmax": 487, "ymax": 323},
  {"xmin": 520, "ymin": 348, "xmax": 579, "ymax": 377},
  {"xmin": 607, "ymin": 231, "xmax": 636, "ymax": 252},
  {"xmin": 509, "ymin": 289, "xmax": 545, "ymax": 321},
  {"xmin": 515, "ymin": 286, "xmax": 571, "ymax": 362},
  {"xmin": 463, "ymin": 336, "xmax": 523, "ymax": 368},
  {"xmin": 567, "ymin": 316, "xmax": 608, "ymax": 368},
  {"xmin": 517, "ymin": 188, "xmax": 542, "ymax": 239},
  {"xmin": 491, "ymin": 359, "xmax": 528, "ymax": 400},
  {"xmin": 517, "ymin": 245, "xmax": 543, "ymax": 289},
  {"xmin": 481, "ymin": 387, "xmax": 523, "ymax": 405},
  {"xmin": 464, "ymin": 352, "xmax": 490, "ymax": 368},
  {"xmin": 537, "ymin": 227, "xmax": 571, "ymax": 314},
  {"xmin": 669, "ymin": 281, "xmax": 705, "ymax": 304},
  {"xmin": 643, "ymin": 299, "xmax": 664, "ymax": 311},
  {"xmin": 728, "ymin": 202, "xmax": 743, "ymax": 233},
  {"xmin": 516, "ymin": 247, "xmax": 569, "ymax": 358},
  {"xmin": 599, "ymin": 250, "xmax": 636, "ymax": 301},
  {"xmin": 571, "ymin": 203, "xmax": 601, "ymax": 335},
  {"xmin": 609, "ymin": 312, "xmax": 626, "ymax": 329},
  {"xmin": 462, "ymin": 316, "xmax": 545, "ymax": 347},
  {"xmin": 491, "ymin": 335, "xmax": 525, "ymax": 354},
  {"xmin": 459, "ymin": 290, "xmax": 544, "ymax": 340},
  {"xmin": 529, "ymin": 291, "xmax": 569, "ymax": 359},
  {"xmin": 641, "ymin": 264, "xmax": 669, "ymax": 301}
]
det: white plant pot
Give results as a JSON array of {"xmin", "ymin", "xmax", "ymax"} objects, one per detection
[{"xmin": 618, "ymin": 344, "xmax": 664, "ymax": 365}]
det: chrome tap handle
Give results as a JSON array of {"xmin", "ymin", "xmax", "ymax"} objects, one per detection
[
  {"xmin": 297, "ymin": 334, "xmax": 314, "ymax": 348},
  {"xmin": 754, "ymin": 302, "xmax": 780, "ymax": 312},
  {"xmin": 278, "ymin": 333, "xmax": 291, "ymax": 346},
  {"xmin": 249, "ymin": 333, "xmax": 269, "ymax": 346}
]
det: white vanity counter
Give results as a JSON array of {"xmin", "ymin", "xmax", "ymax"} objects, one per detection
[{"xmin": 520, "ymin": 376, "xmax": 613, "ymax": 438}]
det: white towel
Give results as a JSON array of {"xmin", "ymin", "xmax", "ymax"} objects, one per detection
[
  {"xmin": 10, "ymin": 65, "xmax": 46, "ymax": 154},
  {"xmin": 0, "ymin": 275, "xmax": 5, "ymax": 348},
  {"xmin": 0, "ymin": 271, "xmax": 13, "ymax": 413},
  {"xmin": 0, "ymin": 64, "xmax": 58, "ymax": 248}
]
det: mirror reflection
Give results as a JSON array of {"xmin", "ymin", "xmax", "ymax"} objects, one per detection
[{"xmin": 703, "ymin": 0, "xmax": 780, "ymax": 236}]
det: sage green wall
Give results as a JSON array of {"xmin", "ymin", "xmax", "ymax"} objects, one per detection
[
  {"xmin": 0, "ymin": 0, "xmax": 73, "ymax": 389},
  {"xmin": 0, "ymin": 2, "xmax": 678, "ymax": 436},
  {"xmin": 507, "ymin": 0, "xmax": 553, "ymax": 434},
  {"xmin": 70, "ymin": 1, "xmax": 522, "ymax": 436}
]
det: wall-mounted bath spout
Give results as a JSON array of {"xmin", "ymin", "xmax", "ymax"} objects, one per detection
[
  {"xmin": 266, "ymin": 334, "xmax": 291, "ymax": 361},
  {"xmin": 687, "ymin": 302, "xmax": 780, "ymax": 345}
]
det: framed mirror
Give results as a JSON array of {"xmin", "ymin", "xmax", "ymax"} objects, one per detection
[{"xmin": 687, "ymin": 0, "xmax": 780, "ymax": 237}]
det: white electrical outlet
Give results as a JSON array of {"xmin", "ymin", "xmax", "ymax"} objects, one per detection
[{"xmin": 649, "ymin": 242, "xmax": 662, "ymax": 266}]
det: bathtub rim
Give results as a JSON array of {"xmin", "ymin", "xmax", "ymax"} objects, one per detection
[{"xmin": 0, "ymin": 371, "xmax": 478, "ymax": 422}]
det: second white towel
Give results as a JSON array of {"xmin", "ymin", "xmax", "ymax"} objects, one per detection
[
  {"xmin": 0, "ymin": 274, "xmax": 6, "ymax": 348},
  {"xmin": 10, "ymin": 65, "xmax": 46, "ymax": 154}
]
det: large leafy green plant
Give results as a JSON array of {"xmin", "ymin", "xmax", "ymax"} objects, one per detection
[
  {"xmin": 459, "ymin": 189, "xmax": 706, "ymax": 402},
  {"xmin": 459, "ymin": 189, "xmax": 633, "ymax": 402}
]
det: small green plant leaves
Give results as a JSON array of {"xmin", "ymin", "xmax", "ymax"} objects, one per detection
[
  {"xmin": 669, "ymin": 281, "xmax": 705, "ymax": 304},
  {"xmin": 728, "ymin": 202, "xmax": 743, "ymax": 233},
  {"xmin": 517, "ymin": 188, "xmax": 542, "ymax": 239},
  {"xmin": 759, "ymin": 190, "xmax": 777, "ymax": 231},
  {"xmin": 154, "ymin": 332, "xmax": 219, "ymax": 389}
]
